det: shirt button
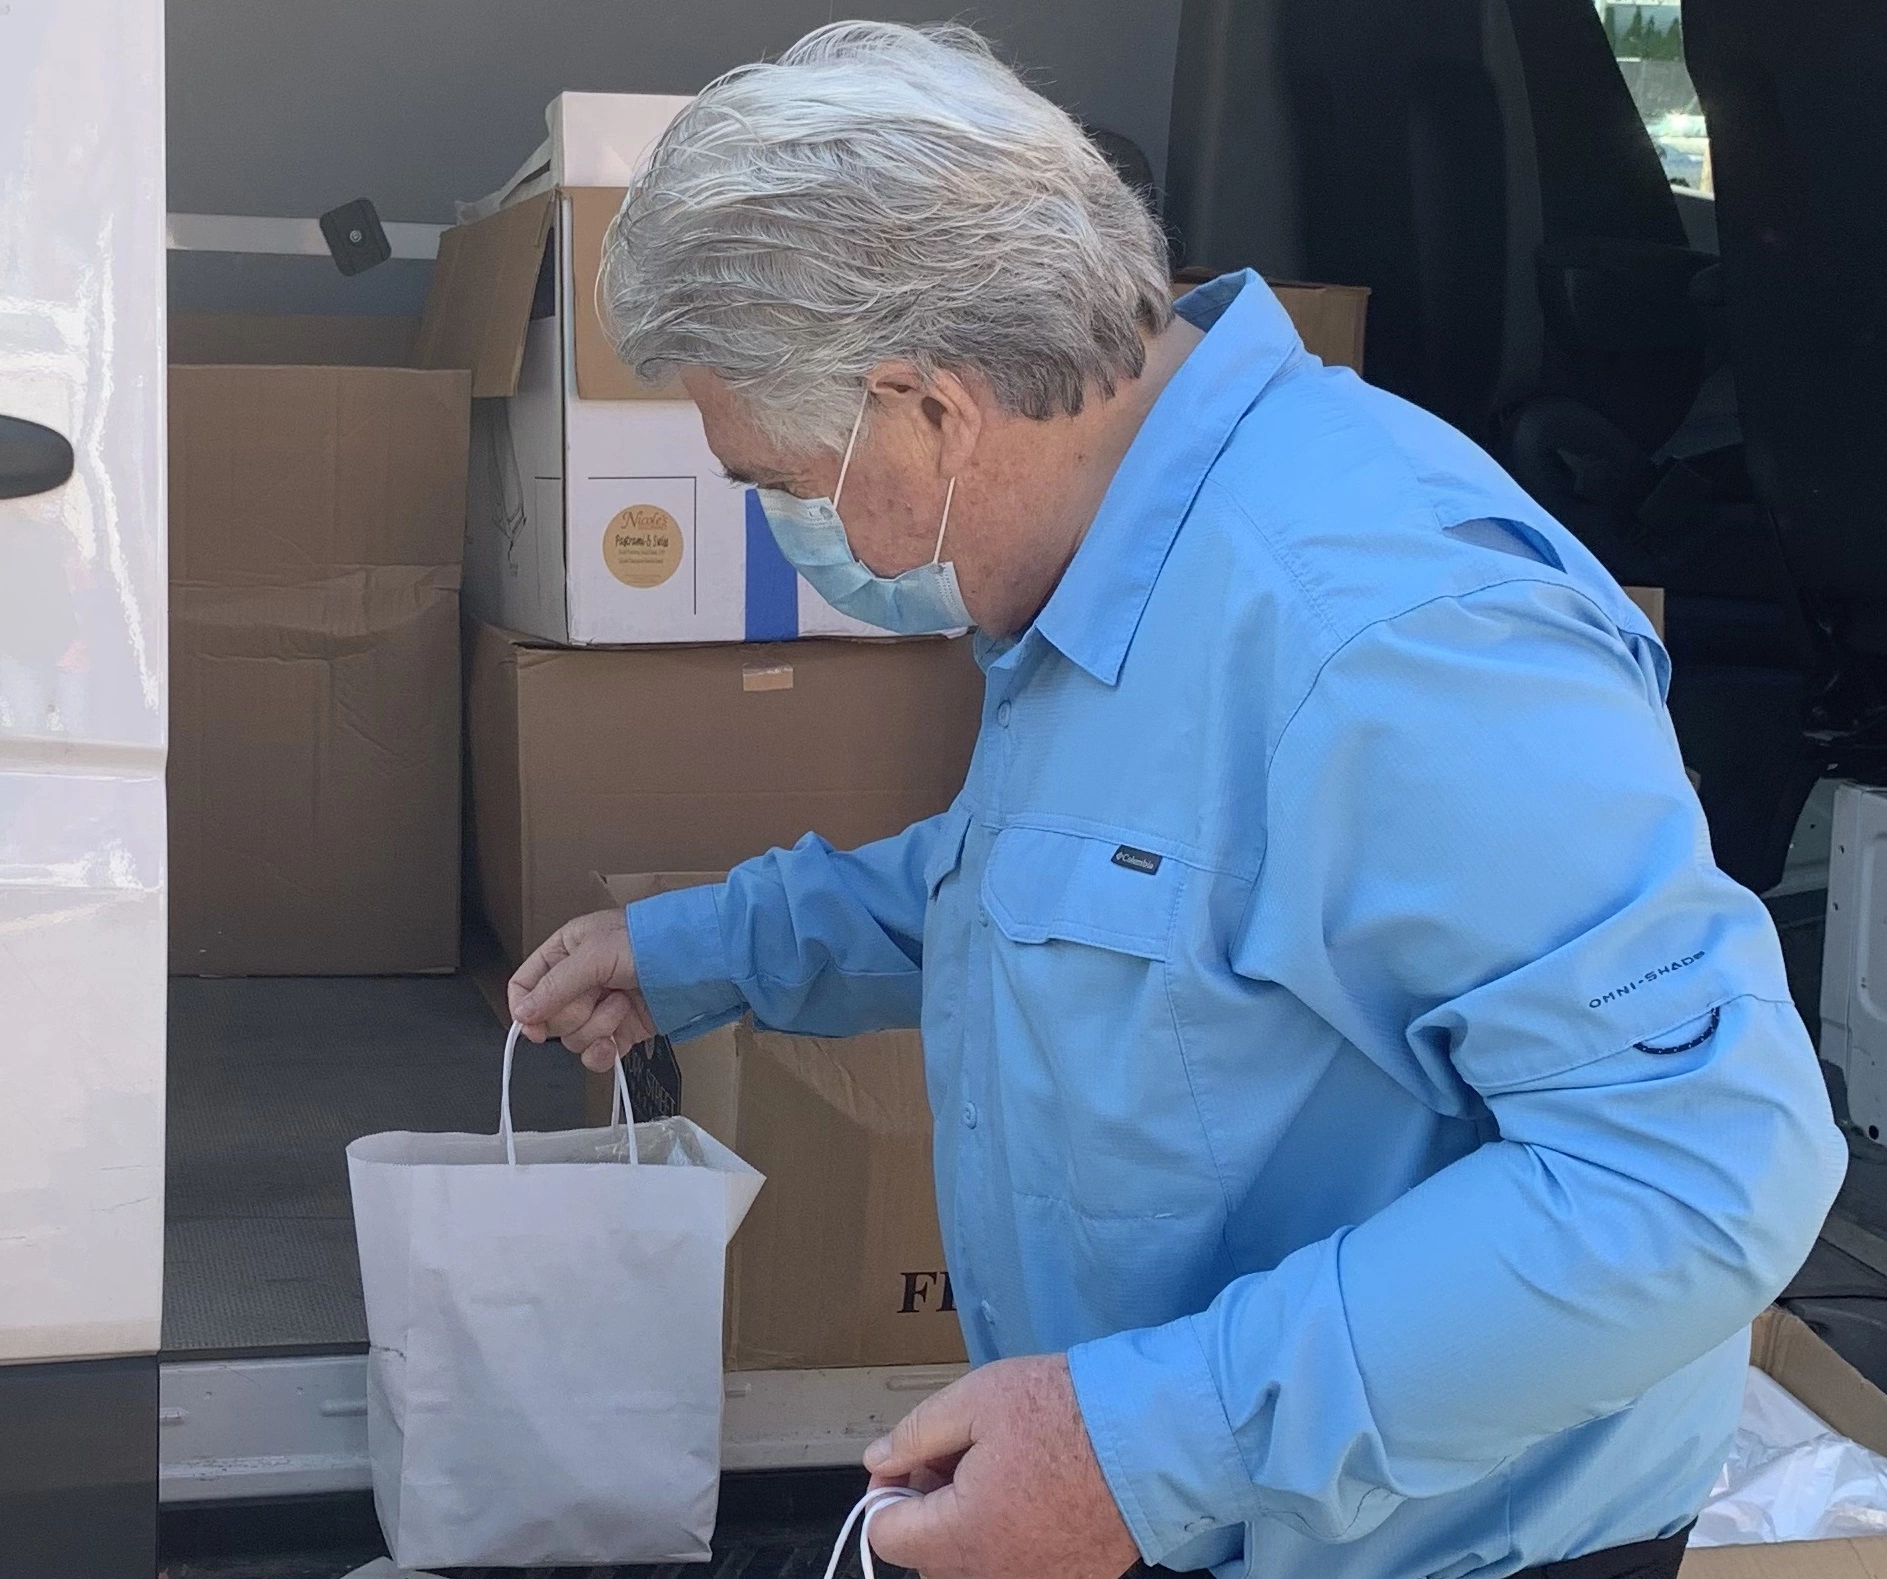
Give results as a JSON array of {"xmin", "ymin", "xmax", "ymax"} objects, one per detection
[
  {"xmin": 978, "ymin": 904, "xmax": 990, "ymax": 928},
  {"xmin": 961, "ymin": 1101, "xmax": 979, "ymax": 1129},
  {"xmin": 996, "ymin": 701, "xmax": 1012, "ymax": 727}
]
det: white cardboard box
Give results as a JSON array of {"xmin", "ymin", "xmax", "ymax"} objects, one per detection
[
  {"xmin": 418, "ymin": 94, "xmax": 878, "ymax": 646},
  {"xmin": 458, "ymin": 90, "xmax": 697, "ymax": 221}
]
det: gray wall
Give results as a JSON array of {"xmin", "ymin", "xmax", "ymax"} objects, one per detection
[{"xmin": 167, "ymin": 1, "xmax": 1180, "ymax": 224}]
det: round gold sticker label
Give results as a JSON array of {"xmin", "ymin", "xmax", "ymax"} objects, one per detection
[{"xmin": 602, "ymin": 504, "xmax": 684, "ymax": 588}]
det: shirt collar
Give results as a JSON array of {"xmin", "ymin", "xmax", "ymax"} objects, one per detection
[{"xmin": 1028, "ymin": 271, "xmax": 1303, "ymax": 685}]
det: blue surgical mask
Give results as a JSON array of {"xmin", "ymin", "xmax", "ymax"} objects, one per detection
[{"xmin": 756, "ymin": 392, "xmax": 972, "ymax": 635}]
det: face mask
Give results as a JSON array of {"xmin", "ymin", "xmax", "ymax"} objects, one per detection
[{"xmin": 756, "ymin": 392, "xmax": 972, "ymax": 635}]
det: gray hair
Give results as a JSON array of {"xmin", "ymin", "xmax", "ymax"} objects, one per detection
[{"xmin": 597, "ymin": 21, "xmax": 1175, "ymax": 454}]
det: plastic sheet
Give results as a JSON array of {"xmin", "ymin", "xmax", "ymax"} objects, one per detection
[{"xmin": 1692, "ymin": 1367, "xmax": 1887, "ymax": 1546}]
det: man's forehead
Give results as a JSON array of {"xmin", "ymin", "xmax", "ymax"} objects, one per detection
[{"xmin": 680, "ymin": 367, "xmax": 800, "ymax": 486}]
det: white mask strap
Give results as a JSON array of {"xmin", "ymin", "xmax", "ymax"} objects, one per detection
[
  {"xmin": 832, "ymin": 386, "xmax": 956, "ymax": 569},
  {"xmin": 832, "ymin": 388, "xmax": 871, "ymax": 511},
  {"xmin": 931, "ymin": 477, "xmax": 957, "ymax": 565}
]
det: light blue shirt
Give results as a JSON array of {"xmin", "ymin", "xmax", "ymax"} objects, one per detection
[{"xmin": 628, "ymin": 272, "xmax": 1846, "ymax": 1579}]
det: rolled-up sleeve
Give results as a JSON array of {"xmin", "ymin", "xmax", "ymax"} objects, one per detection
[
  {"xmin": 629, "ymin": 810, "xmax": 955, "ymax": 1041},
  {"xmin": 1068, "ymin": 582, "xmax": 1846, "ymax": 1570}
]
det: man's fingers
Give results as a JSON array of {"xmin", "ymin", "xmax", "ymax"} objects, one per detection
[
  {"xmin": 861, "ymin": 1482, "xmax": 964, "ymax": 1574},
  {"xmin": 507, "ymin": 933, "xmax": 571, "ymax": 1034},
  {"xmin": 568, "ymin": 991, "xmax": 634, "ymax": 1057},
  {"xmin": 512, "ymin": 944, "xmax": 606, "ymax": 1030},
  {"xmin": 906, "ymin": 1457, "xmax": 959, "ymax": 1495},
  {"xmin": 511, "ymin": 911, "xmax": 637, "ymax": 1040},
  {"xmin": 864, "ymin": 1378, "xmax": 977, "ymax": 1478},
  {"xmin": 569, "ymin": 992, "xmax": 643, "ymax": 1072}
]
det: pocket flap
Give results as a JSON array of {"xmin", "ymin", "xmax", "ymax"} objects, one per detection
[{"xmin": 982, "ymin": 825, "xmax": 1183, "ymax": 960}]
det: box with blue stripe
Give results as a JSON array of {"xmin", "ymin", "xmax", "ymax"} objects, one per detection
[{"xmin": 425, "ymin": 111, "xmax": 884, "ymax": 646}]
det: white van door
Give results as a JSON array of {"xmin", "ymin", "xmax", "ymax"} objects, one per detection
[{"xmin": 0, "ymin": 0, "xmax": 168, "ymax": 1571}]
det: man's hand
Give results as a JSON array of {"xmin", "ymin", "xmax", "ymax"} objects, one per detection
[
  {"xmin": 507, "ymin": 908, "xmax": 655, "ymax": 1071},
  {"xmin": 862, "ymin": 1354, "xmax": 1140, "ymax": 1579}
]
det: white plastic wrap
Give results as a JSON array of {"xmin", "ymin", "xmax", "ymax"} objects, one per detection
[{"xmin": 1692, "ymin": 1366, "xmax": 1887, "ymax": 1546}]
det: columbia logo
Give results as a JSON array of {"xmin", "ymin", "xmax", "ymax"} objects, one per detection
[{"xmin": 1111, "ymin": 845, "xmax": 1162, "ymax": 875}]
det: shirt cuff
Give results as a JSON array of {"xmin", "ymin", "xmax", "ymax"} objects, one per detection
[
  {"xmin": 1068, "ymin": 1316, "xmax": 1252, "ymax": 1575},
  {"xmin": 626, "ymin": 884, "xmax": 748, "ymax": 1040}
]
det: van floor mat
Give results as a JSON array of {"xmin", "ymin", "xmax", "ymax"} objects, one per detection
[{"xmin": 163, "ymin": 973, "xmax": 583, "ymax": 1355}]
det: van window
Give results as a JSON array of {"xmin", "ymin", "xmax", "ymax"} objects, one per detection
[{"xmin": 1601, "ymin": 1, "xmax": 1711, "ymax": 194}]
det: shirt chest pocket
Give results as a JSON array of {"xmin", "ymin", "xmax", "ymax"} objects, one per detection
[
  {"xmin": 983, "ymin": 825, "xmax": 1183, "ymax": 959},
  {"xmin": 978, "ymin": 826, "xmax": 1219, "ymax": 1220}
]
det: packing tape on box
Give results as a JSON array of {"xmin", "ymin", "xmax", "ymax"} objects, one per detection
[{"xmin": 742, "ymin": 663, "xmax": 795, "ymax": 693}]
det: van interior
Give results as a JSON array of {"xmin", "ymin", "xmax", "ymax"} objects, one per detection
[{"xmin": 153, "ymin": 0, "xmax": 1887, "ymax": 1556}]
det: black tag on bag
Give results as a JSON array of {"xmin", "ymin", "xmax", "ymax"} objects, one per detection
[
  {"xmin": 620, "ymin": 1034, "xmax": 683, "ymax": 1120},
  {"xmin": 1111, "ymin": 844, "xmax": 1163, "ymax": 875}
]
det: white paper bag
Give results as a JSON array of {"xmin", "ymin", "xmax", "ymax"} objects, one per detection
[{"xmin": 347, "ymin": 1024, "xmax": 763, "ymax": 1569}]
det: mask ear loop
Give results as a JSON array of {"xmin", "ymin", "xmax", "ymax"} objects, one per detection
[
  {"xmin": 832, "ymin": 388, "xmax": 871, "ymax": 512},
  {"xmin": 930, "ymin": 477, "xmax": 957, "ymax": 565}
]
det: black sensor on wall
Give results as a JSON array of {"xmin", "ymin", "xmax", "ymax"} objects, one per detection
[{"xmin": 319, "ymin": 198, "xmax": 392, "ymax": 276}]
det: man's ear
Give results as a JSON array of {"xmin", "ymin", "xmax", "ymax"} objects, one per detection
[{"xmin": 865, "ymin": 361, "xmax": 983, "ymax": 480}]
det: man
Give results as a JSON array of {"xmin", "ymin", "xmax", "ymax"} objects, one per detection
[{"xmin": 510, "ymin": 21, "xmax": 1846, "ymax": 1579}]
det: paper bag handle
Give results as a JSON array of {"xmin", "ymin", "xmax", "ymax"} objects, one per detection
[
  {"xmin": 501, "ymin": 1020, "xmax": 637, "ymax": 1167},
  {"xmin": 823, "ymin": 1487, "xmax": 922, "ymax": 1579}
]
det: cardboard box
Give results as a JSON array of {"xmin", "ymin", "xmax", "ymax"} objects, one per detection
[
  {"xmin": 1681, "ymin": 1309, "xmax": 1887, "ymax": 1578},
  {"xmin": 1265, "ymin": 279, "xmax": 1372, "ymax": 374},
  {"xmin": 1170, "ymin": 268, "xmax": 1371, "ymax": 373},
  {"xmin": 599, "ymin": 872, "xmax": 968, "ymax": 1371},
  {"xmin": 418, "ymin": 93, "xmax": 882, "ymax": 646},
  {"xmin": 168, "ymin": 317, "xmax": 470, "ymax": 975},
  {"xmin": 1625, "ymin": 584, "xmax": 1667, "ymax": 639},
  {"xmin": 467, "ymin": 623, "xmax": 984, "ymax": 965}
]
